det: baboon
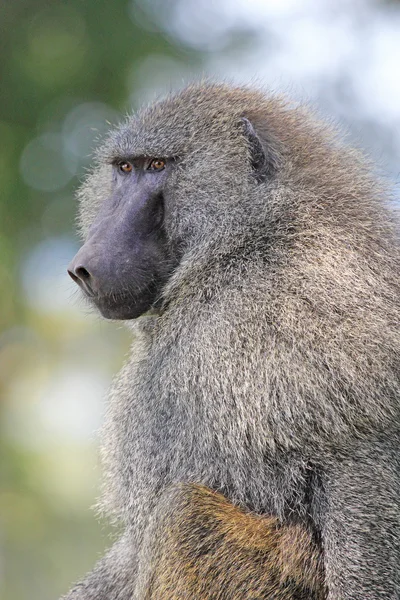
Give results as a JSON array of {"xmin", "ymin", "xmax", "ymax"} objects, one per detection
[{"xmin": 65, "ymin": 83, "xmax": 400, "ymax": 599}]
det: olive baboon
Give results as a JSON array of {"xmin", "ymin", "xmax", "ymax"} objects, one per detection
[{"xmin": 65, "ymin": 83, "xmax": 400, "ymax": 599}]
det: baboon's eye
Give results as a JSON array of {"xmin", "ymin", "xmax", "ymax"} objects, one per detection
[
  {"xmin": 148, "ymin": 158, "xmax": 166, "ymax": 172},
  {"xmin": 118, "ymin": 161, "xmax": 133, "ymax": 174}
]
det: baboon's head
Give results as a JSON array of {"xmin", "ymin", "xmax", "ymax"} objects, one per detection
[{"xmin": 68, "ymin": 84, "xmax": 284, "ymax": 319}]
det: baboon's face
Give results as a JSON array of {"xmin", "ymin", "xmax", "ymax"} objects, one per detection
[
  {"xmin": 68, "ymin": 85, "xmax": 280, "ymax": 320},
  {"xmin": 68, "ymin": 155, "xmax": 177, "ymax": 319}
]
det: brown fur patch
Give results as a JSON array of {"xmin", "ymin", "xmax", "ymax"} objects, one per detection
[{"xmin": 141, "ymin": 484, "xmax": 326, "ymax": 599}]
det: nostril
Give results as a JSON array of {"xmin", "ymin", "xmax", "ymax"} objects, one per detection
[
  {"xmin": 68, "ymin": 265, "xmax": 95, "ymax": 296},
  {"xmin": 67, "ymin": 267, "xmax": 91, "ymax": 283},
  {"xmin": 75, "ymin": 266, "xmax": 91, "ymax": 281}
]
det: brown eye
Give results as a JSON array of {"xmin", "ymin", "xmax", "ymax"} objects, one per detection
[
  {"xmin": 118, "ymin": 161, "xmax": 133, "ymax": 174},
  {"xmin": 148, "ymin": 158, "xmax": 166, "ymax": 171}
]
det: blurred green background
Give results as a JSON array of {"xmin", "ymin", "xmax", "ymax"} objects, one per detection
[{"xmin": 1, "ymin": 1, "xmax": 399, "ymax": 599}]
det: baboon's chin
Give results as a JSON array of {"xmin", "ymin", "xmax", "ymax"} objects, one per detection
[{"xmin": 93, "ymin": 295, "xmax": 154, "ymax": 321}]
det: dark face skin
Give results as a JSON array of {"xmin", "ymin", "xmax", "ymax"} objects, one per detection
[{"xmin": 68, "ymin": 157, "xmax": 176, "ymax": 319}]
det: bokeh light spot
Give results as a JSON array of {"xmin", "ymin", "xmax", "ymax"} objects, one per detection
[{"xmin": 20, "ymin": 133, "xmax": 77, "ymax": 192}]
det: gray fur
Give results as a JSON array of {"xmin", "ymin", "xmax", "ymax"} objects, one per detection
[{"xmin": 62, "ymin": 83, "xmax": 400, "ymax": 599}]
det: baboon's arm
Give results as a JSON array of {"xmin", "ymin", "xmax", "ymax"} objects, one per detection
[{"xmin": 61, "ymin": 484, "xmax": 326, "ymax": 600}]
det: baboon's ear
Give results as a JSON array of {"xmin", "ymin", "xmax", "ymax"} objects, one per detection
[{"xmin": 241, "ymin": 117, "xmax": 281, "ymax": 182}]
